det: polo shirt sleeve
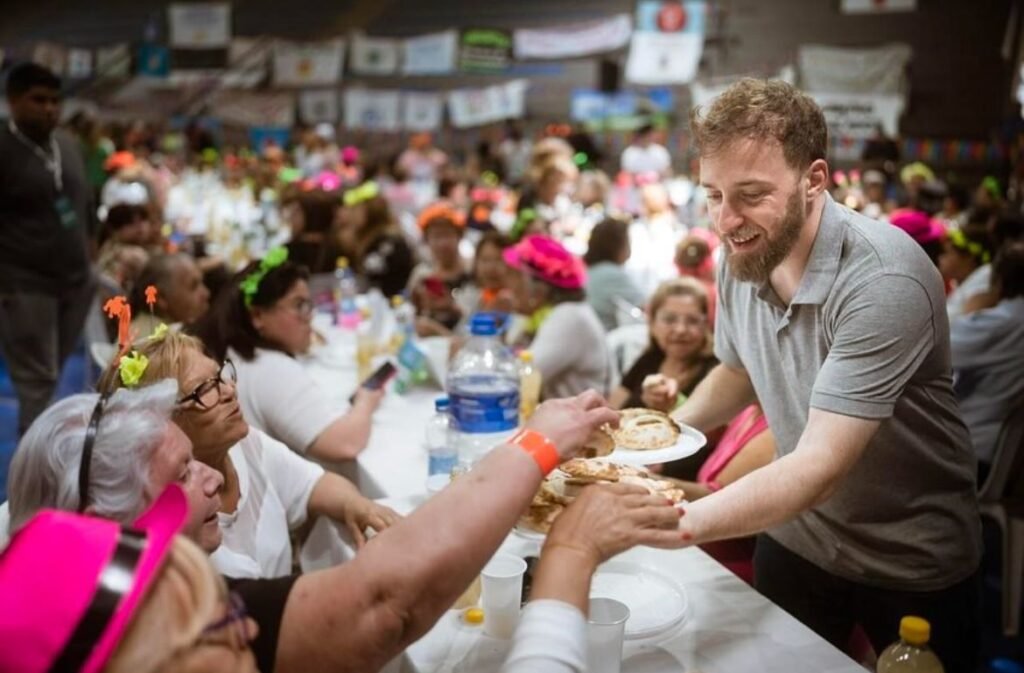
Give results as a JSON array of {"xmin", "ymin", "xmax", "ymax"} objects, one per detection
[{"xmin": 811, "ymin": 273, "xmax": 937, "ymax": 419}]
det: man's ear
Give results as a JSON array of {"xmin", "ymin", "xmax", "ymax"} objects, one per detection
[{"xmin": 806, "ymin": 159, "xmax": 830, "ymax": 200}]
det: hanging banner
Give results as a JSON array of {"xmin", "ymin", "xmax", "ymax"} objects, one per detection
[
  {"xmin": 402, "ymin": 92, "xmax": 444, "ymax": 131},
  {"xmin": 224, "ymin": 37, "xmax": 271, "ymax": 87},
  {"xmin": 798, "ymin": 44, "xmax": 911, "ymax": 95},
  {"xmin": 811, "ymin": 92, "xmax": 905, "ymax": 139},
  {"xmin": 299, "ymin": 90, "xmax": 340, "ymax": 124},
  {"xmin": 66, "ymin": 48, "xmax": 93, "ymax": 79},
  {"xmin": 96, "ymin": 44, "xmax": 132, "ymax": 79},
  {"xmin": 350, "ymin": 33, "xmax": 400, "ymax": 76},
  {"xmin": 249, "ymin": 126, "xmax": 291, "ymax": 152},
  {"xmin": 626, "ymin": 1, "xmax": 706, "ymax": 85},
  {"xmin": 32, "ymin": 42, "xmax": 66, "ymax": 75},
  {"xmin": 138, "ymin": 44, "xmax": 170, "ymax": 78},
  {"xmin": 273, "ymin": 39, "xmax": 345, "ymax": 86},
  {"xmin": 401, "ymin": 30, "xmax": 457, "ymax": 75},
  {"xmin": 841, "ymin": 0, "xmax": 916, "ymax": 12},
  {"xmin": 513, "ymin": 13, "xmax": 632, "ymax": 60},
  {"xmin": 570, "ymin": 88, "xmax": 673, "ymax": 123},
  {"xmin": 459, "ymin": 28, "xmax": 512, "ymax": 73},
  {"xmin": 168, "ymin": 3, "xmax": 231, "ymax": 49},
  {"xmin": 343, "ymin": 89, "xmax": 401, "ymax": 131},
  {"xmin": 211, "ymin": 91, "xmax": 295, "ymax": 128},
  {"xmin": 448, "ymin": 79, "xmax": 527, "ymax": 128}
]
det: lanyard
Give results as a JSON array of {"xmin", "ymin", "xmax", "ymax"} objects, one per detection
[{"xmin": 8, "ymin": 120, "xmax": 63, "ymax": 192}]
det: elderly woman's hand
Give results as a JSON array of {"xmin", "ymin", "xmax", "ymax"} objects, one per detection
[
  {"xmin": 345, "ymin": 498, "xmax": 403, "ymax": 548},
  {"xmin": 525, "ymin": 390, "xmax": 620, "ymax": 461},
  {"xmin": 544, "ymin": 482, "xmax": 684, "ymax": 567}
]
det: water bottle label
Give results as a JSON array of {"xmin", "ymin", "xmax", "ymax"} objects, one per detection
[
  {"xmin": 428, "ymin": 454, "xmax": 458, "ymax": 476},
  {"xmin": 450, "ymin": 389, "xmax": 520, "ymax": 433},
  {"xmin": 398, "ymin": 340, "xmax": 427, "ymax": 371}
]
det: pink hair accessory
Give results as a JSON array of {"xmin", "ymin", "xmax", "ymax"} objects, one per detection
[{"xmin": 503, "ymin": 235, "xmax": 587, "ymax": 290}]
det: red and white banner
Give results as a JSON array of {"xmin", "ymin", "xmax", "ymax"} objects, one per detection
[{"xmin": 513, "ymin": 13, "xmax": 631, "ymax": 60}]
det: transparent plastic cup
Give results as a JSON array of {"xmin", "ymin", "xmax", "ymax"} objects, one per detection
[
  {"xmin": 586, "ymin": 597, "xmax": 630, "ymax": 673},
  {"xmin": 481, "ymin": 553, "xmax": 527, "ymax": 638}
]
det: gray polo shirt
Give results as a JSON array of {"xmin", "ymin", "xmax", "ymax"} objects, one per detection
[{"xmin": 716, "ymin": 194, "xmax": 981, "ymax": 591}]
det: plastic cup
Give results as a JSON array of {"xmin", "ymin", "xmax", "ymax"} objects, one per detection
[
  {"xmin": 586, "ymin": 597, "xmax": 630, "ymax": 673},
  {"xmin": 480, "ymin": 553, "xmax": 527, "ymax": 638}
]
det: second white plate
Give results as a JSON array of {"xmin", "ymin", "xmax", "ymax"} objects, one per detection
[{"xmin": 607, "ymin": 422, "xmax": 707, "ymax": 466}]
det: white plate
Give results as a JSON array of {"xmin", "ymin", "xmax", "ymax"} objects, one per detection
[
  {"xmin": 607, "ymin": 422, "xmax": 707, "ymax": 466},
  {"xmin": 590, "ymin": 561, "xmax": 689, "ymax": 640}
]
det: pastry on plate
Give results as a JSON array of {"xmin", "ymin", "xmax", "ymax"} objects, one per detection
[{"xmin": 611, "ymin": 408, "xmax": 680, "ymax": 450}]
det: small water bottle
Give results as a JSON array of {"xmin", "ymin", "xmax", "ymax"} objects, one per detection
[
  {"xmin": 447, "ymin": 313, "xmax": 520, "ymax": 468},
  {"xmin": 426, "ymin": 397, "xmax": 458, "ymax": 476},
  {"xmin": 335, "ymin": 257, "xmax": 360, "ymax": 328}
]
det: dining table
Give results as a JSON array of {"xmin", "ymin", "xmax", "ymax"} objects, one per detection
[{"xmin": 298, "ymin": 319, "xmax": 867, "ymax": 673}]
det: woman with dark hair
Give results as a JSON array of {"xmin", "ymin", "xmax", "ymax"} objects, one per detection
[
  {"xmin": 285, "ymin": 191, "xmax": 343, "ymax": 275},
  {"xmin": 337, "ymin": 183, "xmax": 416, "ymax": 298},
  {"xmin": 504, "ymin": 235, "xmax": 609, "ymax": 398},
  {"xmin": 190, "ymin": 248, "xmax": 384, "ymax": 463},
  {"xmin": 583, "ymin": 218, "xmax": 643, "ymax": 331}
]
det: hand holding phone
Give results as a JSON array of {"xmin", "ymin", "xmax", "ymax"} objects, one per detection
[{"xmin": 349, "ymin": 361, "xmax": 397, "ymax": 404}]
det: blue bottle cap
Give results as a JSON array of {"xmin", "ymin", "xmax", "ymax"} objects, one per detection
[
  {"xmin": 434, "ymin": 397, "xmax": 450, "ymax": 411},
  {"xmin": 469, "ymin": 313, "xmax": 499, "ymax": 336}
]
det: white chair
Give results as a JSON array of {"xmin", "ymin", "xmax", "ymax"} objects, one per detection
[
  {"xmin": 978, "ymin": 392, "xmax": 1024, "ymax": 637},
  {"xmin": 604, "ymin": 323, "xmax": 649, "ymax": 392}
]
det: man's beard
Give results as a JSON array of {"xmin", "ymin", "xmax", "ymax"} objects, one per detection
[{"xmin": 723, "ymin": 189, "xmax": 805, "ymax": 283}]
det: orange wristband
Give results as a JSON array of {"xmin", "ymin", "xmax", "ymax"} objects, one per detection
[{"xmin": 510, "ymin": 429, "xmax": 560, "ymax": 475}]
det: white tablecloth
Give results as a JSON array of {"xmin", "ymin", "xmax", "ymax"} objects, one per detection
[{"xmin": 301, "ymin": 325, "xmax": 864, "ymax": 673}]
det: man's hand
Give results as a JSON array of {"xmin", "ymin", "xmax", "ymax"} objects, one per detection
[{"xmin": 524, "ymin": 390, "xmax": 620, "ymax": 461}]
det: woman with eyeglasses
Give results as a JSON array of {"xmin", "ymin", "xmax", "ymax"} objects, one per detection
[
  {"xmin": 99, "ymin": 331, "xmax": 400, "ymax": 580},
  {"xmin": 191, "ymin": 251, "xmax": 385, "ymax": 463}
]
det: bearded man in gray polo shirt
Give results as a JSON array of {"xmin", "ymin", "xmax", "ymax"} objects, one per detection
[{"xmin": 673, "ymin": 79, "xmax": 981, "ymax": 672}]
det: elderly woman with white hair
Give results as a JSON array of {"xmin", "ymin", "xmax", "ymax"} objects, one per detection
[
  {"xmin": 2, "ymin": 384, "xmax": 687, "ymax": 673},
  {"xmin": 5, "ymin": 380, "xmax": 223, "ymax": 551}
]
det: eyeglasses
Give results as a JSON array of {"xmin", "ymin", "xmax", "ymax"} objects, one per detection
[
  {"xmin": 78, "ymin": 392, "xmax": 112, "ymax": 513},
  {"xmin": 196, "ymin": 591, "xmax": 251, "ymax": 652},
  {"xmin": 283, "ymin": 297, "xmax": 314, "ymax": 319},
  {"xmin": 177, "ymin": 359, "xmax": 237, "ymax": 411},
  {"xmin": 655, "ymin": 313, "xmax": 707, "ymax": 331}
]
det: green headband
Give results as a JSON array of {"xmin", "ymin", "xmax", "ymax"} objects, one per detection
[
  {"xmin": 343, "ymin": 181, "xmax": 380, "ymax": 207},
  {"xmin": 947, "ymin": 228, "xmax": 991, "ymax": 264},
  {"xmin": 240, "ymin": 247, "xmax": 289, "ymax": 307}
]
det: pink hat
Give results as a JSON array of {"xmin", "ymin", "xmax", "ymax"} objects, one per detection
[
  {"xmin": 503, "ymin": 235, "xmax": 587, "ymax": 290},
  {"xmin": 0, "ymin": 485, "xmax": 188, "ymax": 673},
  {"xmin": 888, "ymin": 208, "xmax": 946, "ymax": 245}
]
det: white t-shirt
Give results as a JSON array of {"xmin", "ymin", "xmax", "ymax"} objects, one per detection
[
  {"xmin": 946, "ymin": 264, "xmax": 991, "ymax": 320},
  {"xmin": 620, "ymin": 143, "xmax": 671, "ymax": 176},
  {"xmin": 625, "ymin": 213, "xmax": 686, "ymax": 297},
  {"xmin": 502, "ymin": 600, "xmax": 586, "ymax": 673},
  {"xmin": 211, "ymin": 429, "xmax": 325, "ymax": 579},
  {"xmin": 531, "ymin": 302, "xmax": 609, "ymax": 399},
  {"xmin": 231, "ymin": 347, "xmax": 345, "ymax": 454}
]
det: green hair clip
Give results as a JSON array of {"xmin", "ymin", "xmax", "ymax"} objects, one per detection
[
  {"xmin": 119, "ymin": 351, "xmax": 149, "ymax": 388},
  {"xmin": 240, "ymin": 247, "xmax": 290, "ymax": 307},
  {"xmin": 947, "ymin": 228, "xmax": 991, "ymax": 264},
  {"xmin": 343, "ymin": 181, "xmax": 380, "ymax": 207},
  {"xmin": 981, "ymin": 176, "xmax": 1002, "ymax": 201}
]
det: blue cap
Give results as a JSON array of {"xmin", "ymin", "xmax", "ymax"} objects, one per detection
[
  {"xmin": 434, "ymin": 397, "xmax": 450, "ymax": 411},
  {"xmin": 469, "ymin": 313, "xmax": 499, "ymax": 336}
]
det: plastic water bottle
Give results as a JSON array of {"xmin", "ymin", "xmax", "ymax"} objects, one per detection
[
  {"xmin": 447, "ymin": 313, "xmax": 520, "ymax": 468},
  {"xmin": 335, "ymin": 257, "xmax": 360, "ymax": 328},
  {"xmin": 518, "ymin": 350, "xmax": 542, "ymax": 421},
  {"xmin": 390, "ymin": 295, "xmax": 416, "ymax": 353},
  {"xmin": 876, "ymin": 616, "xmax": 944, "ymax": 673},
  {"xmin": 426, "ymin": 397, "xmax": 458, "ymax": 477}
]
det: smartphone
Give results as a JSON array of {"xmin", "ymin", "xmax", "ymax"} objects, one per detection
[
  {"xmin": 521, "ymin": 555, "xmax": 540, "ymax": 605},
  {"xmin": 349, "ymin": 361, "xmax": 397, "ymax": 404}
]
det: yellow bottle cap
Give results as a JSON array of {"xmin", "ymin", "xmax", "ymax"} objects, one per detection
[
  {"xmin": 519, "ymin": 350, "xmax": 533, "ymax": 363},
  {"xmin": 336, "ymin": 256, "xmax": 349, "ymax": 269},
  {"xmin": 899, "ymin": 616, "xmax": 930, "ymax": 646},
  {"xmin": 391, "ymin": 295, "xmax": 404, "ymax": 307},
  {"xmin": 463, "ymin": 607, "xmax": 484, "ymax": 625}
]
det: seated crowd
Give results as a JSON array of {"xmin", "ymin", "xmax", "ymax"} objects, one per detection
[{"xmin": 1, "ymin": 63, "xmax": 1022, "ymax": 673}]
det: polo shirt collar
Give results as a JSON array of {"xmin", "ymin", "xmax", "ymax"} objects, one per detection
[{"xmin": 755, "ymin": 193, "xmax": 844, "ymax": 307}]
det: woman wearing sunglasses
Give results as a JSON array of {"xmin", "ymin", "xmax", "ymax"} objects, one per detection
[
  {"xmin": 191, "ymin": 249, "xmax": 385, "ymax": 463},
  {"xmin": 99, "ymin": 330, "xmax": 400, "ymax": 580}
]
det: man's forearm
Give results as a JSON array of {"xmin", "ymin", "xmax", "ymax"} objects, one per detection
[{"xmin": 672, "ymin": 363, "xmax": 756, "ymax": 433}]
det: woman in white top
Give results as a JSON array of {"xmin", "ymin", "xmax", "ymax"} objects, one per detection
[
  {"xmin": 191, "ymin": 248, "xmax": 385, "ymax": 461},
  {"xmin": 102, "ymin": 330, "xmax": 400, "ymax": 578},
  {"xmin": 504, "ymin": 235, "xmax": 609, "ymax": 399}
]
